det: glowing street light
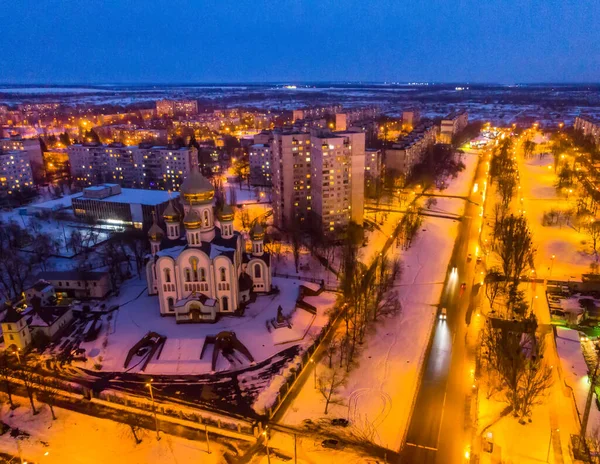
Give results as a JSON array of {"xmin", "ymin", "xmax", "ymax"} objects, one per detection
[{"xmin": 145, "ymin": 379, "xmax": 160, "ymax": 441}]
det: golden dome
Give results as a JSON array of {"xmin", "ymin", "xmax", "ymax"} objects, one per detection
[
  {"xmin": 163, "ymin": 199, "xmax": 180, "ymax": 223},
  {"xmin": 250, "ymin": 222, "xmax": 264, "ymax": 240},
  {"xmin": 148, "ymin": 220, "xmax": 165, "ymax": 242},
  {"xmin": 183, "ymin": 209, "xmax": 202, "ymax": 230},
  {"xmin": 180, "ymin": 166, "xmax": 214, "ymax": 205},
  {"xmin": 218, "ymin": 204, "xmax": 234, "ymax": 222}
]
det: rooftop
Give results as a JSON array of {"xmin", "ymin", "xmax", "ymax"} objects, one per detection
[{"xmin": 73, "ymin": 188, "xmax": 179, "ymax": 206}]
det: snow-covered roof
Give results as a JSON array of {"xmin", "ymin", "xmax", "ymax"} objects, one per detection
[{"xmin": 73, "ymin": 188, "xmax": 179, "ymax": 206}]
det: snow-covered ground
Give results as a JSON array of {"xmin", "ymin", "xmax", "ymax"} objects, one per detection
[
  {"xmin": 280, "ymin": 150, "xmax": 479, "ymax": 450},
  {"xmin": 0, "ymin": 400, "xmax": 230, "ymax": 464},
  {"xmin": 78, "ymin": 275, "xmax": 335, "ymax": 376},
  {"xmin": 519, "ymin": 154, "xmax": 595, "ymax": 281},
  {"xmin": 556, "ymin": 327, "xmax": 600, "ymax": 435}
]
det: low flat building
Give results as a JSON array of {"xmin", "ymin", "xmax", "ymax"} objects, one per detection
[
  {"xmin": 72, "ymin": 183, "xmax": 178, "ymax": 229},
  {"xmin": 38, "ymin": 270, "xmax": 112, "ymax": 299}
]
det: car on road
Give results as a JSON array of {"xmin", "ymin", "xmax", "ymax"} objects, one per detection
[
  {"xmin": 439, "ymin": 307, "xmax": 447, "ymax": 320},
  {"xmin": 322, "ymin": 439, "xmax": 343, "ymax": 449},
  {"xmin": 331, "ymin": 418, "xmax": 349, "ymax": 427},
  {"xmin": 476, "ymin": 255, "xmax": 482, "ymax": 264},
  {"xmin": 467, "ymin": 253, "xmax": 472, "ymax": 261}
]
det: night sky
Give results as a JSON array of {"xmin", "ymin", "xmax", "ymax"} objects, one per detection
[{"xmin": 1, "ymin": 0, "xmax": 598, "ymax": 84}]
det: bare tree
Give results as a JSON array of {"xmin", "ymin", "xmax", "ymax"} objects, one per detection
[
  {"xmin": 495, "ymin": 214, "xmax": 535, "ymax": 285},
  {"xmin": 588, "ymin": 221, "xmax": 600, "ymax": 259},
  {"xmin": 35, "ymin": 374, "xmax": 60, "ymax": 420},
  {"xmin": 16, "ymin": 369, "xmax": 39, "ymax": 415},
  {"xmin": 0, "ymin": 352, "xmax": 15, "ymax": 409},
  {"xmin": 485, "ymin": 267, "xmax": 504, "ymax": 310},
  {"xmin": 317, "ymin": 361, "xmax": 346, "ymax": 414},
  {"xmin": 120, "ymin": 413, "xmax": 148, "ymax": 445}
]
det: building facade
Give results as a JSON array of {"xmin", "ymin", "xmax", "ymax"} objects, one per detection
[
  {"xmin": 0, "ymin": 148, "xmax": 34, "ymax": 196},
  {"xmin": 0, "ymin": 136, "xmax": 44, "ymax": 183},
  {"xmin": 575, "ymin": 116, "xmax": 600, "ymax": 147},
  {"xmin": 146, "ymin": 168, "xmax": 271, "ymax": 323},
  {"xmin": 249, "ymin": 143, "xmax": 272, "ymax": 186},
  {"xmin": 440, "ymin": 110, "xmax": 469, "ymax": 144},
  {"xmin": 156, "ymin": 99, "xmax": 199, "ymax": 117},
  {"xmin": 385, "ymin": 123, "xmax": 439, "ymax": 178},
  {"xmin": 68, "ymin": 143, "xmax": 195, "ymax": 190}
]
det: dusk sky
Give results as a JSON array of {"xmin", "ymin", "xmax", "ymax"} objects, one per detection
[{"xmin": 1, "ymin": 0, "xmax": 599, "ymax": 84}]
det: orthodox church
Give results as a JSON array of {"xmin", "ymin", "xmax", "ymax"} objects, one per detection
[{"xmin": 145, "ymin": 167, "xmax": 271, "ymax": 323}]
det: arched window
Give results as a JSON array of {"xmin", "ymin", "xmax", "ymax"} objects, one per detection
[
  {"xmin": 220, "ymin": 267, "xmax": 227, "ymax": 282},
  {"xmin": 200, "ymin": 268, "xmax": 206, "ymax": 282},
  {"xmin": 185, "ymin": 268, "xmax": 191, "ymax": 282},
  {"xmin": 167, "ymin": 297, "xmax": 174, "ymax": 312},
  {"xmin": 222, "ymin": 296, "xmax": 229, "ymax": 312},
  {"xmin": 203, "ymin": 210, "xmax": 210, "ymax": 227},
  {"xmin": 165, "ymin": 268, "xmax": 171, "ymax": 283},
  {"xmin": 190, "ymin": 257, "xmax": 199, "ymax": 282},
  {"xmin": 254, "ymin": 263, "xmax": 262, "ymax": 279}
]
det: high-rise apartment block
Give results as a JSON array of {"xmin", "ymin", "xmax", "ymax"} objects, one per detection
[
  {"xmin": 439, "ymin": 110, "xmax": 469, "ymax": 144},
  {"xmin": 156, "ymin": 99, "xmax": 199, "ymax": 117},
  {"xmin": 270, "ymin": 130, "xmax": 365, "ymax": 233},
  {"xmin": 249, "ymin": 143, "xmax": 272, "ymax": 186},
  {"xmin": 68, "ymin": 143, "xmax": 195, "ymax": 191}
]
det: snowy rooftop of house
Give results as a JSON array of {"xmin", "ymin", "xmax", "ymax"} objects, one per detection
[
  {"xmin": 73, "ymin": 188, "xmax": 179, "ymax": 206},
  {"xmin": 29, "ymin": 193, "xmax": 82, "ymax": 211}
]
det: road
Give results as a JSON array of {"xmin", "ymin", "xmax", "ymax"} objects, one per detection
[{"xmin": 400, "ymin": 150, "xmax": 489, "ymax": 464}]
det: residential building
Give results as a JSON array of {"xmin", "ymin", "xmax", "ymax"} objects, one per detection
[
  {"xmin": 72, "ymin": 183, "xmax": 178, "ymax": 230},
  {"xmin": 0, "ymin": 148, "xmax": 34, "ymax": 195},
  {"xmin": 402, "ymin": 108, "xmax": 421, "ymax": 130},
  {"xmin": 38, "ymin": 270, "xmax": 112, "ymax": 299},
  {"xmin": 335, "ymin": 113, "xmax": 347, "ymax": 131},
  {"xmin": 385, "ymin": 123, "xmax": 439, "ymax": 179},
  {"xmin": 25, "ymin": 281, "xmax": 56, "ymax": 307},
  {"xmin": 0, "ymin": 136, "xmax": 44, "ymax": 182},
  {"xmin": 156, "ymin": 99, "xmax": 199, "ymax": 117},
  {"xmin": 67, "ymin": 142, "xmax": 195, "ymax": 190},
  {"xmin": 1, "ymin": 307, "xmax": 32, "ymax": 350},
  {"xmin": 365, "ymin": 148, "xmax": 382, "ymax": 192},
  {"xmin": 249, "ymin": 143, "xmax": 272, "ymax": 186},
  {"xmin": 440, "ymin": 110, "xmax": 469, "ymax": 144},
  {"xmin": 575, "ymin": 116, "xmax": 600, "ymax": 147},
  {"xmin": 271, "ymin": 131, "xmax": 312, "ymax": 228},
  {"xmin": 310, "ymin": 131, "xmax": 365, "ymax": 232}
]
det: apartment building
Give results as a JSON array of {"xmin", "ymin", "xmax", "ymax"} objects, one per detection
[
  {"xmin": 575, "ymin": 116, "xmax": 600, "ymax": 147},
  {"xmin": 402, "ymin": 108, "xmax": 421, "ymax": 130},
  {"xmin": 68, "ymin": 142, "xmax": 195, "ymax": 190},
  {"xmin": 385, "ymin": 123, "xmax": 439, "ymax": 178},
  {"xmin": 271, "ymin": 131, "xmax": 312, "ymax": 228},
  {"xmin": 249, "ymin": 143, "xmax": 272, "ymax": 186},
  {"xmin": 365, "ymin": 148, "xmax": 382, "ymax": 185},
  {"xmin": 310, "ymin": 131, "xmax": 365, "ymax": 233},
  {"xmin": 0, "ymin": 148, "xmax": 34, "ymax": 195},
  {"xmin": 440, "ymin": 110, "xmax": 469, "ymax": 144},
  {"xmin": 156, "ymin": 99, "xmax": 199, "ymax": 117},
  {"xmin": 292, "ymin": 105, "xmax": 343, "ymax": 122},
  {"xmin": 0, "ymin": 136, "xmax": 44, "ymax": 182}
]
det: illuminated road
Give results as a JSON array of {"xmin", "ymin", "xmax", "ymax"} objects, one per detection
[{"xmin": 400, "ymin": 149, "xmax": 489, "ymax": 464}]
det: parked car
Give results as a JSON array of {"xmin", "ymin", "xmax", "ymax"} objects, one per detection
[
  {"xmin": 439, "ymin": 307, "xmax": 447, "ymax": 320},
  {"xmin": 322, "ymin": 439, "xmax": 343, "ymax": 449},
  {"xmin": 331, "ymin": 418, "xmax": 349, "ymax": 427},
  {"xmin": 467, "ymin": 253, "xmax": 472, "ymax": 261},
  {"xmin": 476, "ymin": 255, "xmax": 482, "ymax": 264}
]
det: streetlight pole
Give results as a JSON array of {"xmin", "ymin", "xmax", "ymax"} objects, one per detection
[
  {"xmin": 549, "ymin": 255, "xmax": 555, "ymax": 279},
  {"xmin": 310, "ymin": 358, "xmax": 317, "ymax": 389},
  {"xmin": 145, "ymin": 379, "xmax": 160, "ymax": 441},
  {"xmin": 547, "ymin": 428, "xmax": 559, "ymax": 463},
  {"xmin": 263, "ymin": 427, "xmax": 271, "ymax": 464},
  {"xmin": 14, "ymin": 349, "xmax": 21, "ymax": 364},
  {"xmin": 205, "ymin": 424, "xmax": 211, "ymax": 454}
]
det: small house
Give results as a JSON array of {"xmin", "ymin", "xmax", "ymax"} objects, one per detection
[
  {"xmin": 38, "ymin": 270, "xmax": 111, "ymax": 299},
  {"xmin": 1, "ymin": 306, "xmax": 31, "ymax": 351},
  {"xmin": 25, "ymin": 280, "xmax": 56, "ymax": 306}
]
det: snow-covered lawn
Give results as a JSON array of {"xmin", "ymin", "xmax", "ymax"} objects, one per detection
[
  {"xmin": 281, "ymin": 208, "xmax": 460, "ymax": 450},
  {"xmin": 519, "ymin": 155, "xmax": 595, "ymax": 280},
  {"xmin": 0, "ymin": 400, "xmax": 229, "ymax": 464},
  {"xmin": 556, "ymin": 326, "xmax": 600, "ymax": 435},
  {"xmin": 78, "ymin": 276, "xmax": 335, "ymax": 376}
]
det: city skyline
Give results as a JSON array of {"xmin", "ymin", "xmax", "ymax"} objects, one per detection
[{"xmin": 1, "ymin": 0, "xmax": 599, "ymax": 84}]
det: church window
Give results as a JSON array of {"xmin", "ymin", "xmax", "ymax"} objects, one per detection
[
  {"xmin": 185, "ymin": 268, "xmax": 191, "ymax": 282},
  {"xmin": 254, "ymin": 263, "xmax": 262, "ymax": 279},
  {"xmin": 203, "ymin": 210, "xmax": 210, "ymax": 227},
  {"xmin": 222, "ymin": 296, "xmax": 229, "ymax": 312},
  {"xmin": 200, "ymin": 268, "xmax": 206, "ymax": 282},
  {"xmin": 165, "ymin": 268, "xmax": 172, "ymax": 283},
  {"xmin": 220, "ymin": 267, "xmax": 227, "ymax": 282},
  {"xmin": 167, "ymin": 297, "xmax": 174, "ymax": 312}
]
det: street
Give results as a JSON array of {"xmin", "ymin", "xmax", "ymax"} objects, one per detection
[{"xmin": 401, "ymin": 150, "xmax": 488, "ymax": 464}]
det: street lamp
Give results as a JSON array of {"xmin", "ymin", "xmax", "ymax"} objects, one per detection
[
  {"xmin": 547, "ymin": 428, "xmax": 559, "ymax": 462},
  {"xmin": 14, "ymin": 348, "xmax": 21, "ymax": 364},
  {"xmin": 145, "ymin": 379, "xmax": 160, "ymax": 441},
  {"xmin": 263, "ymin": 426, "xmax": 271, "ymax": 464},
  {"xmin": 549, "ymin": 255, "xmax": 556, "ymax": 279},
  {"xmin": 309, "ymin": 358, "xmax": 317, "ymax": 389}
]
